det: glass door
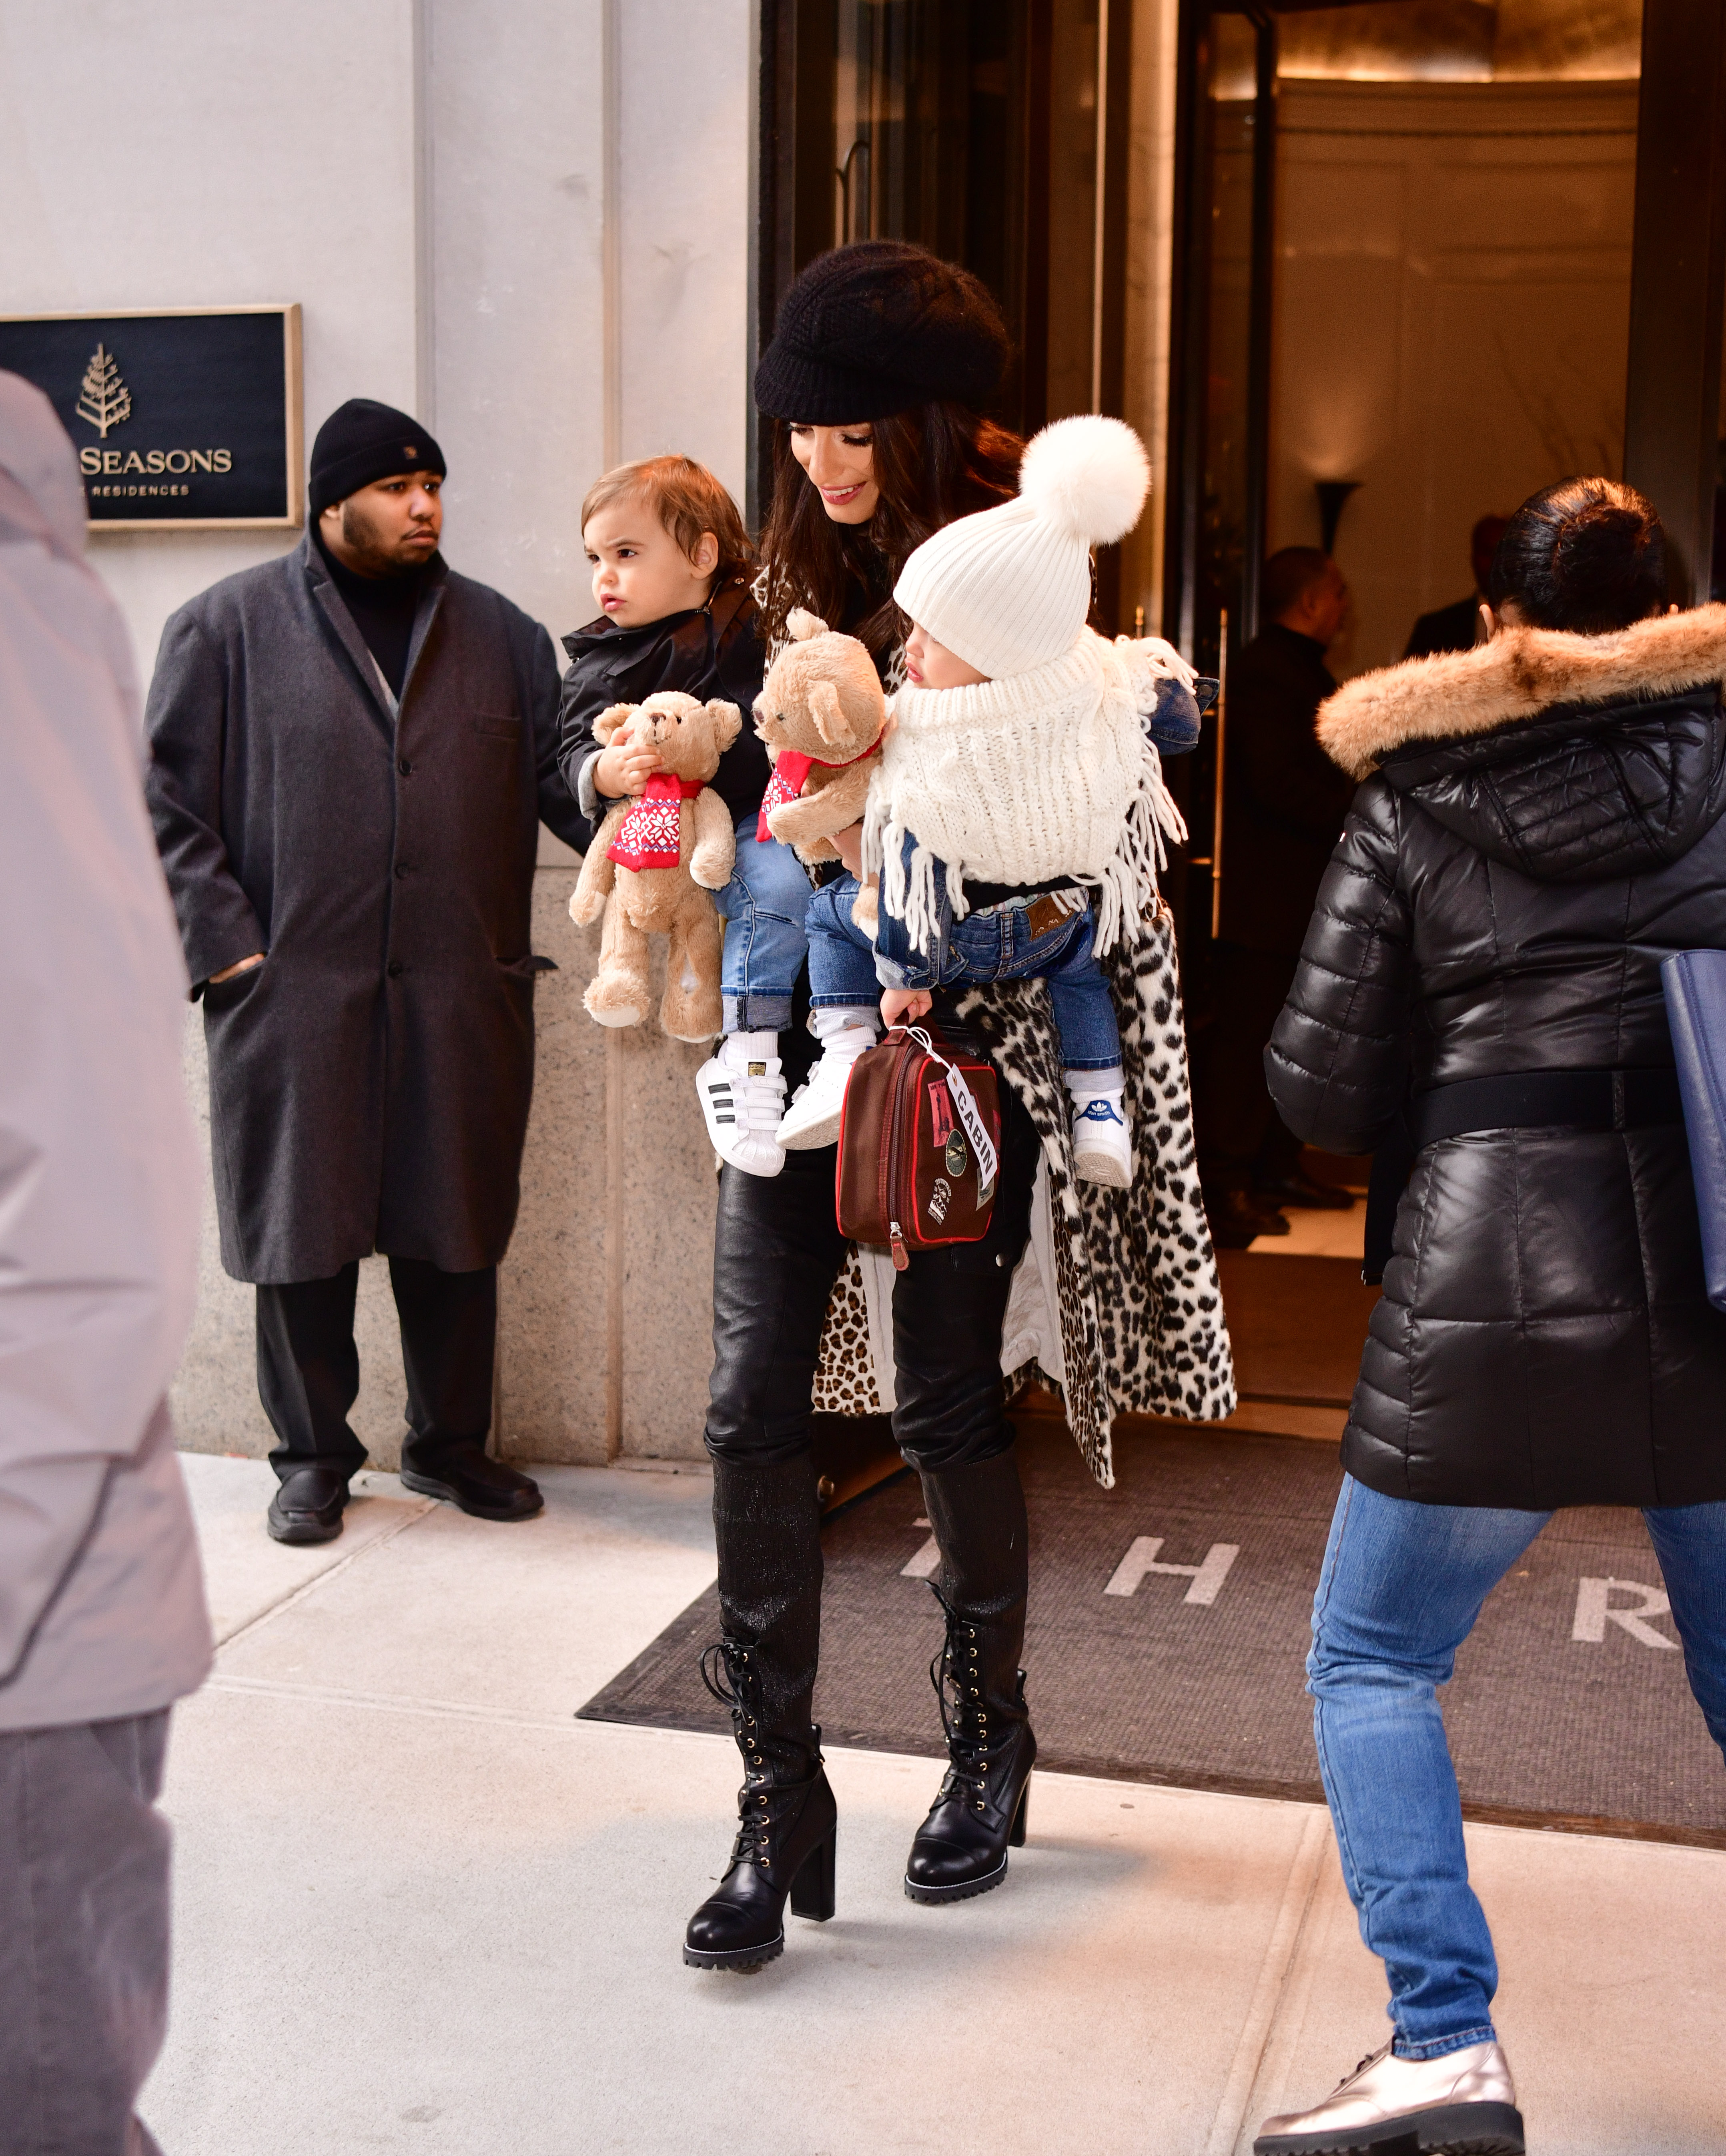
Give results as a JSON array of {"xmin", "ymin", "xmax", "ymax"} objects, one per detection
[
  {"xmin": 1165, "ymin": 0, "xmax": 1665, "ymax": 960},
  {"xmin": 753, "ymin": 0, "xmax": 1132, "ymax": 586}
]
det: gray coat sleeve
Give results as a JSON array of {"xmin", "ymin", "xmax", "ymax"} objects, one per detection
[
  {"xmin": 1265, "ymin": 779, "xmax": 1413, "ymax": 1154},
  {"xmin": 143, "ymin": 607, "xmax": 267, "ymax": 987},
  {"xmin": 1, "ymin": 545, "xmax": 205, "ymax": 1692}
]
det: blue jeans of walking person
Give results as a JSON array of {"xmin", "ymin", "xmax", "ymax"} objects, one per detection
[
  {"xmin": 712, "ymin": 810, "xmax": 814, "ymax": 1033},
  {"xmin": 1307, "ymin": 1475, "xmax": 1726, "ymax": 2059},
  {"xmin": 804, "ymin": 871, "xmax": 1122, "ymax": 1073}
]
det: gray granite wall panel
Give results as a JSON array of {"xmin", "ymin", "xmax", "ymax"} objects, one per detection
[
  {"xmin": 495, "ymin": 869, "xmax": 610, "ymax": 1464},
  {"xmin": 172, "ymin": 860, "xmax": 726, "ymax": 1471}
]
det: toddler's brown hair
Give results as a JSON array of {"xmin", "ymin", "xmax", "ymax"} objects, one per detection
[{"xmin": 581, "ymin": 454, "xmax": 754, "ymax": 590}]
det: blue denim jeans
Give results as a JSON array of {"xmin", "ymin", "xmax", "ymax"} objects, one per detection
[
  {"xmin": 1308, "ymin": 1475, "xmax": 1726, "ymax": 2058},
  {"xmin": 804, "ymin": 871, "xmax": 1122, "ymax": 1072},
  {"xmin": 713, "ymin": 811, "xmax": 814, "ymax": 1032}
]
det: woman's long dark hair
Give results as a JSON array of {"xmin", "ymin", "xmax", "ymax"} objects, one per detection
[
  {"xmin": 757, "ymin": 401, "xmax": 1023, "ymax": 662},
  {"xmin": 1487, "ymin": 476, "xmax": 1668, "ymax": 634}
]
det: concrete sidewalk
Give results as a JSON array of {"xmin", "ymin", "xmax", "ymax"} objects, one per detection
[{"xmin": 146, "ymin": 1454, "xmax": 1724, "ymax": 2155}]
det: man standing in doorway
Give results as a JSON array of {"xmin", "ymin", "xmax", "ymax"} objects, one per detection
[
  {"xmin": 1403, "ymin": 511, "xmax": 1508, "ymax": 658},
  {"xmin": 146, "ymin": 399, "xmax": 590, "ymax": 1544},
  {"xmin": 1197, "ymin": 547, "xmax": 1356, "ymax": 1246}
]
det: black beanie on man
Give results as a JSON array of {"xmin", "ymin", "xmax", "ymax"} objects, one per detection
[
  {"xmin": 754, "ymin": 241, "xmax": 1010, "ymax": 424},
  {"xmin": 309, "ymin": 398, "xmax": 446, "ymax": 517}
]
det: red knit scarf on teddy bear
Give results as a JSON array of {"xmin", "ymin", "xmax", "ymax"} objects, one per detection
[
  {"xmin": 756, "ymin": 741, "xmax": 880, "ymax": 841},
  {"xmin": 608, "ymin": 774, "xmax": 705, "ymax": 871}
]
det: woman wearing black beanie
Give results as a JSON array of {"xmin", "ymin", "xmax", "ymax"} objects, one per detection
[{"xmin": 683, "ymin": 241, "xmax": 1232, "ymax": 1975}]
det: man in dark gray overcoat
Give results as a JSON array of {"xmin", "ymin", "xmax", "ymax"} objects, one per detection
[{"xmin": 146, "ymin": 399, "xmax": 590, "ymax": 1544}]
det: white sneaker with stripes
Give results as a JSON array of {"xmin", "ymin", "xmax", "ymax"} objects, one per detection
[{"xmin": 696, "ymin": 1034, "xmax": 788, "ymax": 1177}]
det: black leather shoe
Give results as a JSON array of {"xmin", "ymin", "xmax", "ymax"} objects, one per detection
[
  {"xmin": 399, "ymin": 1441, "xmax": 542, "ymax": 1520},
  {"xmin": 904, "ymin": 1453, "xmax": 1036, "ymax": 1904},
  {"xmin": 905, "ymin": 1622, "xmax": 1036, "ymax": 1901},
  {"xmin": 686, "ymin": 1462, "xmax": 830, "ymax": 1972},
  {"xmin": 684, "ymin": 1762, "xmax": 837, "ymax": 1970},
  {"xmin": 1254, "ymin": 1168, "xmax": 1355, "ymax": 1212},
  {"xmin": 685, "ymin": 1636, "xmax": 837, "ymax": 1971},
  {"xmin": 266, "ymin": 1466, "xmax": 349, "ymax": 1545},
  {"xmin": 1206, "ymin": 1185, "xmax": 1291, "ymax": 1248}
]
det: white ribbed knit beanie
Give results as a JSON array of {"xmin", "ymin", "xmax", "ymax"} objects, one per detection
[{"xmin": 893, "ymin": 414, "xmax": 1150, "ymax": 678}]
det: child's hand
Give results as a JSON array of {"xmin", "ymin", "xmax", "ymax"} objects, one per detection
[
  {"xmin": 594, "ymin": 740, "xmax": 660, "ymax": 798},
  {"xmin": 881, "ymin": 988, "xmax": 932, "ymax": 1028}
]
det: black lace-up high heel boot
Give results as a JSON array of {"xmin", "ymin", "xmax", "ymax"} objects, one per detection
[
  {"xmin": 684, "ymin": 1457, "xmax": 836, "ymax": 1971},
  {"xmin": 903, "ymin": 1449, "xmax": 1036, "ymax": 1903}
]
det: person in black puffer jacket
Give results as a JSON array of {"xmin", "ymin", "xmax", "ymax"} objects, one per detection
[{"xmin": 1252, "ymin": 480, "xmax": 1726, "ymax": 2156}]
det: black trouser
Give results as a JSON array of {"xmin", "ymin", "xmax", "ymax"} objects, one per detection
[
  {"xmin": 704, "ymin": 1073, "xmax": 1040, "ymax": 1471},
  {"xmin": 255, "ymin": 1257, "xmax": 497, "ymax": 1481},
  {"xmin": 1195, "ymin": 939, "xmax": 1303, "ymax": 1191}
]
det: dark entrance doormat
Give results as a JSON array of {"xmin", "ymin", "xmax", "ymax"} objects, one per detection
[{"xmin": 578, "ymin": 1425, "xmax": 1726, "ymax": 1849}]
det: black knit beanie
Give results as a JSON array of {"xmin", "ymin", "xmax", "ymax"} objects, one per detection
[
  {"xmin": 309, "ymin": 399, "xmax": 446, "ymax": 516},
  {"xmin": 754, "ymin": 241, "xmax": 1010, "ymax": 424}
]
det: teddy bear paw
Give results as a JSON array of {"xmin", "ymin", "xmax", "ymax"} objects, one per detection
[{"xmin": 584, "ymin": 982, "xmax": 645, "ymax": 1028}]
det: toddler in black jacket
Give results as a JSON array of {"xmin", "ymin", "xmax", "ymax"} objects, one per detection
[{"xmin": 556, "ymin": 457, "xmax": 812, "ymax": 1173}]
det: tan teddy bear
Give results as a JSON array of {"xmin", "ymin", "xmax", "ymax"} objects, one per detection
[
  {"xmin": 568, "ymin": 690, "xmax": 742, "ymax": 1041},
  {"xmin": 754, "ymin": 608, "xmax": 888, "ymax": 865}
]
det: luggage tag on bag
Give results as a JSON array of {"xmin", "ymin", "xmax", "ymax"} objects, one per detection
[{"xmin": 905, "ymin": 1026, "xmax": 998, "ymax": 1205}]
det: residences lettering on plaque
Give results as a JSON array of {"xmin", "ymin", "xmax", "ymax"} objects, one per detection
[{"xmin": 0, "ymin": 304, "xmax": 303, "ymax": 530}]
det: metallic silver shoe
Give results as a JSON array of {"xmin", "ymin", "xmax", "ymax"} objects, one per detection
[{"xmin": 1253, "ymin": 2039, "xmax": 1524, "ymax": 2154}]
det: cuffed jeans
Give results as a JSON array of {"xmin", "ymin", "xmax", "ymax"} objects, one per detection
[
  {"xmin": 805, "ymin": 871, "xmax": 1122, "ymax": 1072},
  {"xmin": 1308, "ymin": 1475, "xmax": 1726, "ymax": 2057},
  {"xmin": 0, "ymin": 1711, "xmax": 173, "ymax": 2156},
  {"xmin": 714, "ymin": 810, "xmax": 814, "ymax": 1033}
]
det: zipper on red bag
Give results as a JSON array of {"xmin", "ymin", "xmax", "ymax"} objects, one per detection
[{"xmin": 882, "ymin": 1035, "xmax": 916, "ymax": 1270}]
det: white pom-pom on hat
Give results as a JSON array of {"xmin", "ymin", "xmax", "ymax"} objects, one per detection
[
  {"xmin": 1018, "ymin": 415, "xmax": 1151, "ymax": 548},
  {"xmin": 892, "ymin": 414, "xmax": 1154, "ymax": 678}
]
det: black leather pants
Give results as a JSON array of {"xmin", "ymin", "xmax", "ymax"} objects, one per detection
[{"xmin": 703, "ymin": 1071, "xmax": 1039, "ymax": 1472}]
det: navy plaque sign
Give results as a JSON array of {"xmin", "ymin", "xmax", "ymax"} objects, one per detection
[{"xmin": 0, "ymin": 305, "xmax": 303, "ymax": 530}]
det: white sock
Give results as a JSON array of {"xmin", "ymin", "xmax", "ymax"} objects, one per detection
[
  {"xmin": 721, "ymin": 1029, "xmax": 779, "ymax": 1070},
  {"xmin": 810, "ymin": 1004, "xmax": 879, "ymax": 1045},
  {"xmin": 1064, "ymin": 1066, "xmax": 1125, "ymax": 1106}
]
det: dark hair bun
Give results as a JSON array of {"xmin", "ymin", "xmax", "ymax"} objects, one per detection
[
  {"xmin": 1487, "ymin": 477, "xmax": 1666, "ymax": 634},
  {"xmin": 755, "ymin": 241, "xmax": 1010, "ymax": 425}
]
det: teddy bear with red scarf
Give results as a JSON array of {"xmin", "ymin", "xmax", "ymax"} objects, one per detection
[
  {"xmin": 569, "ymin": 689, "xmax": 742, "ymax": 1040},
  {"xmin": 753, "ymin": 608, "xmax": 888, "ymax": 927}
]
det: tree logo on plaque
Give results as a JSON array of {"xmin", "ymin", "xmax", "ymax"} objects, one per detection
[{"xmin": 75, "ymin": 343, "xmax": 132, "ymax": 438}]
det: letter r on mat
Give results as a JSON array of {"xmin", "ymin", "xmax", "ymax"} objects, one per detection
[{"xmin": 1571, "ymin": 1576, "xmax": 1680, "ymax": 1650}]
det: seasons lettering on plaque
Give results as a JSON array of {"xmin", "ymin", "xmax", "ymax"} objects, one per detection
[{"xmin": 77, "ymin": 447, "xmax": 233, "ymax": 475}]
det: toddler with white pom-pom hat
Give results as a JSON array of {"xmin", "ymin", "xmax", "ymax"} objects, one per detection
[{"xmin": 776, "ymin": 413, "xmax": 1199, "ymax": 1188}]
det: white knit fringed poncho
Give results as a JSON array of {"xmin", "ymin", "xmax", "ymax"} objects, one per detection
[{"xmin": 861, "ymin": 627, "xmax": 1191, "ymax": 957}]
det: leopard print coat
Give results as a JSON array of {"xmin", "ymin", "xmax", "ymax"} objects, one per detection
[
  {"xmin": 767, "ymin": 595, "xmax": 1234, "ymax": 1482},
  {"xmin": 811, "ymin": 900, "xmax": 1236, "ymax": 1487}
]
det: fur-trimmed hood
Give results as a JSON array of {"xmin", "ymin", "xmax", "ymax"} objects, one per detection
[
  {"xmin": 1318, "ymin": 604, "xmax": 1726, "ymax": 886},
  {"xmin": 1317, "ymin": 602, "xmax": 1726, "ymax": 779}
]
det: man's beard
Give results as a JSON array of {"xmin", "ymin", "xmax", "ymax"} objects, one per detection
[{"xmin": 339, "ymin": 500, "xmax": 433, "ymax": 576}]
